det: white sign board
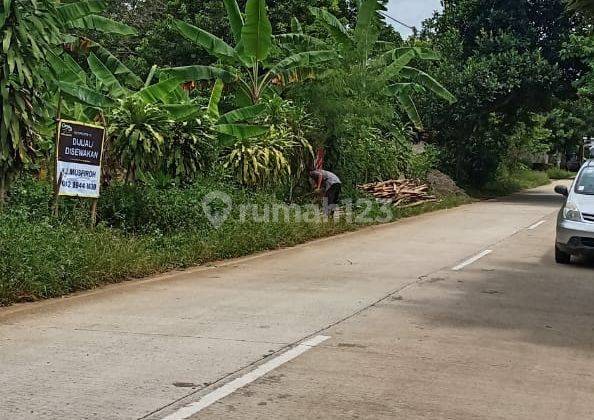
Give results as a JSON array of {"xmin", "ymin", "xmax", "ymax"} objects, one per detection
[{"xmin": 56, "ymin": 120, "xmax": 105, "ymax": 198}]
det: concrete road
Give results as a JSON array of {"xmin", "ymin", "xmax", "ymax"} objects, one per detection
[{"xmin": 2, "ymin": 183, "xmax": 592, "ymax": 419}]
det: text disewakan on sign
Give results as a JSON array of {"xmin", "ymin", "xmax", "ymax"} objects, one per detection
[{"xmin": 56, "ymin": 120, "xmax": 105, "ymax": 198}]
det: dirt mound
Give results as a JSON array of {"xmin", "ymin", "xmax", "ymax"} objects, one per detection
[{"xmin": 426, "ymin": 170, "xmax": 466, "ymax": 197}]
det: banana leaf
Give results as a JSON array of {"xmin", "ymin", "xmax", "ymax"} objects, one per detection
[
  {"xmin": 57, "ymin": 0, "xmax": 105, "ymax": 22},
  {"xmin": 208, "ymin": 79, "xmax": 224, "ymax": 119},
  {"xmin": 160, "ymin": 65, "xmax": 236, "ymax": 83},
  {"xmin": 87, "ymin": 52, "xmax": 128, "ymax": 98},
  {"xmin": 394, "ymin": 46, "xmax": 440, "ymax": 61},
  {"xmin": 309, "ymin": 6, "xmax": 352, "ymax": 46},
  {"xmin": 174, "ymin": 20, "xmax": 236, "ymax": 60},
  {"xmin": 274, "ymin": 33, "xmax": 328, "ymax": 50},
  {"xmin": 291, "ymin": 17, "xmax": 303, "ymax": 34},
  {"xmin": 397, "ymin": 93, "xmax": 422, "ymax": 130},
  {"xmin": 46, "ymin": 49, "xmax": 87, "ymax": 85},
  {"xmin": 354, "ymin": 0, "xmax": 381, "ymax": 51},
  {"xmin": 218, "ymin": 104, "xmax": 266, "ymax": 124},
  {"xmin": 271, "ymin": 50, "xmax": 336, "ymax": 73},
  {"xmin": 401, "ymin": 66, "xmax": 456, "ymax": 104},
  {"xmin": 87, "ymin": 40, "xmax": 143, "ymax": 89},
  {"xmin": 135, "ymin": 78, "xmax": 182, "ymax": 104},
  {"xmin": 162, "ymin": 104, "xmax": 201, "ymax": 121},
  {"xmin": 216, "ymin": 124, "xmax": 268, "ymax": 139},
  {"xmin": 69, "ymin": 15, "xmax": 137, "ymax": 36},
  {"xmin": 223, "ymin": 0, "xmax": 244, "ymax": 42},
  {"xmin": 241, "ymin": 0, "xmax": 273, "ymax": 61},
  {"xmin": 379, "ymin": 49, "xmax": 416, "ymax": 81},
  {"xmin": 58, "ymin": 81, "xmax": 116, "ymax": 108}
]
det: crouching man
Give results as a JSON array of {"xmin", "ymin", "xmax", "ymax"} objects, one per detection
[{"xmin": 309, "ymin": 169, "xmax": 342, "ymax": 216}]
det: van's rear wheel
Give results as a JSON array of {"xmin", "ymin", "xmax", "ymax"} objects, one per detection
[{"xmin": 555, "ymin": 246, "xmax": 571, "ymax": 264}]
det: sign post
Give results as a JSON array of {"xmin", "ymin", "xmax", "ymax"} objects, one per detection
[{"xmin": 55, "ymin": 120, "xmax": 106, "ymax": 224}]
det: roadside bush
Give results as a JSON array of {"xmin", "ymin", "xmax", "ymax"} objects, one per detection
[
  {"xmin": 5, "ymin": 175, "xmax": 96, "ymax": 227},
  {"xmin": 164, "ymin": 115, "xmax": 217, "ymax": 184},
  {"xmin": 333, "ymin": 126, "xmax": 411, "ymax": 190},
  {"xmin": 408, "ymin": 145, "xmax": 441, "ymax": 180},
  {"xmin": 5, "ymin": 176, "xmax": 53, "ymax": 221},
  {"xmin": 110, "ymin": 98, "xmax": 171, "ymax": 183},
  {"xmin": 98, "ymin": 176, "xmax": 240, "ymax": 234},
  {"xmin": 547, "ymin": 167, "xmax": 575, "ymax": 179},
  {"xmin": 477, "ymin": 167, "xmax": 550, "ymax": 197},
  {"xmin": 225, "ymin": 97, "xmax": 314, "ymax": 188}
]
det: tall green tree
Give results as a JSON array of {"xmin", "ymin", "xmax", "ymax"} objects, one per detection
[
  {"xmin": 419, "ymin": 0, "xmax": 588, "ymax": 185},
  {"xmin": 277, "ymin": 0, "xmax": 454, "ymax": 186}
]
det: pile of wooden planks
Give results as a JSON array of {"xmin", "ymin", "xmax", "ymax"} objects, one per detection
[{"xmin": 358, "ymin": 179, "xmax": 437, "ymax": 208}]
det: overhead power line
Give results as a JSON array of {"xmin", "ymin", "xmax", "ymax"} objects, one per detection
[{"xmin": 379, "ymin": 11, "xmax": 418, "ymax": 36}]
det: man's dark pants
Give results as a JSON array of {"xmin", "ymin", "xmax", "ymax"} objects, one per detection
[{"xmin": 325, "ymin": 183, "xmax": 342, "ymax": 215}]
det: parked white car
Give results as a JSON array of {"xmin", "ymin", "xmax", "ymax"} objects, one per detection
[{"xmin": 555, "ymin": 160, "xmax": 594, "ymax": 264}]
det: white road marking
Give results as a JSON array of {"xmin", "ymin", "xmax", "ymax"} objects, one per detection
[
  {"xmin": 452, "ymin": 250, "xmax": 493, "ymax": 271},
  {"xmin": 162, "ymin": 335, "xmax": 331, "ymax": 420},
  {"xmin": 528, "ymin": 220, "xmax": 546, "ymax": 230}
]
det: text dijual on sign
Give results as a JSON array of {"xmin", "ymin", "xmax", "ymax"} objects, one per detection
[{"xmin": 56, "ymin": 120, "xmax": 105, "ymax": 198}]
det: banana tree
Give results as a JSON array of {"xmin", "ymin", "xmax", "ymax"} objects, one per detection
[
  {"xmin": 45, "ymin": 49, "xmax": 270, "ymax": 182},
  {"xmin": 281, "ymin": 0, "xmax": 456, "ymax": 129},
  {"xmin": 165, "ymin": 0, "xmax": 336, "ymax": 105},
  {"xmin": 0, "ymin": 0, "xmax": 138, "ymax": 207}
]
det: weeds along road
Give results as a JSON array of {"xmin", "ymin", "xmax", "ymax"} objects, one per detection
[{"xmin": 2, "ymin": 182, "xmax": 592, "ymax": 420}]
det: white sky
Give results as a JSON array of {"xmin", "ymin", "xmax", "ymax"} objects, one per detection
[{"xmin": 385, "ymin": 0, "xmax": 443, "ymax": 37}]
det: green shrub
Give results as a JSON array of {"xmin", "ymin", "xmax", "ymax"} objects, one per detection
[
  {"xmin": 547, "ymin": 167, "xmax": 575, "ymax": 180},
  {"xmin": 164, "ymin": 115, "xmax": 218, "ymax": 184},
  {"xmin": 477, "ymin": 167, "xmax": 550, "ymax": 197},
  {"xmin": 5, "ymin": 176, "xmax": 53, "ymax": 221},
  {"xmin": 408, "ymin": 145, "xmax": 441, "ymax": 180},
  {"xmin": 98, "ymin": 177, "xmax": 238, "ymax": 234},
  {"xmin": 333, "ymin": 126, "xmax": 411, "ymax": 190}
]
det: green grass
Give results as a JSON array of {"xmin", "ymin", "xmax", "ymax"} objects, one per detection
[
  {"xmin": 470, "ymin": 169, "xmax": 551, "ymax": 198},
  {"xmin": 0, "ymin": 192, "xmax": 471, "ymax": 306},
  {"xmin": 547, "ymin": 167, "xmax": 576, "ymax": 180}
]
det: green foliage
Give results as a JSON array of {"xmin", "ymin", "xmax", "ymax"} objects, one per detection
[
  {"xmin": 164, "ymin": 115, "xmax": 217, "ymax": 183},
  {"xmin": 110, "ymin": 98, "xmax": 171, "ymax": 182},
  {"xmin": 505, "ymin": 114, "xmax": 552, "ymax": 170},
  {"xmin": 408, "ymin": 145, "xmax": 441, "ymax": 180},
  {"xmin": 477, "ymin": 168, "xmax": 550, "ymax": 198},
  {"xmin": 98, "ymin": 181, "xmax": 214, "ymax": 234},
  {"xmin": 0, "ymin": 0, "xmax": 61, "ymax": 205},
  {"xmin": 168, "ymin": 0, "xmax": 337, "ymax": 104},
  {"xmin": 223, "ymin": 96, "xmax": 314, "ymax": 187},
  {"xmin": 92, "ymin": 0, "xmax": 359, "ymax": 76},
  {"xmin": 419, "ymin": 0, "xmax": 587, "ymax": 186},
  {"xmin": 567, "ymin": 0, "xmax": 594, "ymax": 17},
  {"xmin": 563, "ymin": 33, "xmax": 594, "ymax": 95},
  {"xmin": 547, "ymin": 167, "xmax": 576, "ymax": 179},
  {"xmin": 333, "ymin": 126, "xmax": 412, "ymax": 189},
  {"xmin": 544, "ymin": 98, "xmax": 594, "ymax": 156},
  {"xmin": 225, "ymin": 133, "xmax": 294, "ymax": 186},
  {"xmin": 297, "ymin": 3, "xmax": 454, "ymax": 131},
  {"xmin": 0, "ymin": 174, "xmax": 471, "ymax": 306}
]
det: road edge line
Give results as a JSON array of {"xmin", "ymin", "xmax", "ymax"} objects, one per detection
[
  {"xmin": 161, "ymin": 335, "xmax": 331, "ymax": 420},
  {"xmin": 452, "ymin": 250, "xmax": 493, "ymax": 271},
  {"xmin": 528, "ymin": 220, "xmax": 547, "ymax": 230}
]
